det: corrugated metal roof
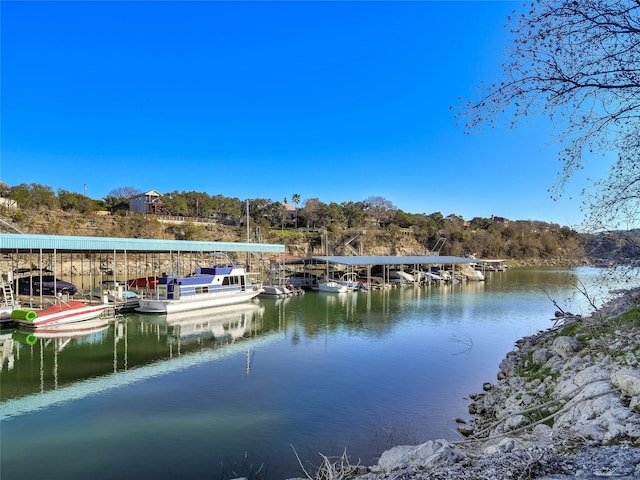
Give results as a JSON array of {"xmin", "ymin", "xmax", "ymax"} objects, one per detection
[
  {"xmin": 0, "ymin": 234, "xmax": 284, "ymax": 254},
  {"xmin": 283, "ymin": 255, "xmax": 478, "ymax": 266}
]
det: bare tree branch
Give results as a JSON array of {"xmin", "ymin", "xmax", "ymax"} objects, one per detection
[{"xmin": 458, "ymin": 0, "xmax": 640, "ymax": 230}]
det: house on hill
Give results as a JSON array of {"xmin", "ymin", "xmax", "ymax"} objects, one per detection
[
  {"xmin": 0, "ymin": 197, "xmax": 18, "ymax": 211},
  {"xmin": 129, "ymin": 190, "xmax": 170, "ymax": 215},
  {"xmin": 491, "ymin": 215, "xmax": 510, "ymax": 226}
]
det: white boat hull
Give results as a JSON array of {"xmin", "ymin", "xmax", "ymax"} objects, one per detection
[
  {"xmin": 260, "ymin": 284, "xmax": 294, "ymax": 298},
  {"xmin": 136, "ymin": 289, "xmax": 262, "ymax": 314},
  {"xmin": 318, "ymin": 282, "xmax": 349, "ymax": 293},
  {"xmin": 14, "ymin": 302, "xmax": 109, "ymax": 328}
]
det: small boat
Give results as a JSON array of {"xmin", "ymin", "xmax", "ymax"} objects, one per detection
[
  {"xmin": 318, "ymin": 281, "xmax": 349, "ymax": 293},
  {"xmin": 14, "ymin": 271, "xmax": 78, "ymax": 296},
  {"xmin": 11, "ymin": 301, "xmax": 110, "ymax": 328},
  {"xmin": 135, "ymin": 257, "xmax": 263, "ymax": 314},
  {"xmin": 355, "ymin": 275, "xmax": 385, "ymax": 289},
  {"xmin": 113, "ymin": 290, "xmax": 141, "ymax": 312},
  {"xmin": 388, "ymin": 269, "xmax": 416, "ymax": 286},
  {"xmin": 87, "ymin": 284, "xmax": 140, "ymax": 313},
  {"xmin": 260, "ymin": 284, "xmax": 293, "ymax": 298},
  {"xmin": 335, "ymin": 272, "xmax": 361, "ymax": 290},
  {"xmin": 423, "ymin": 272, "xmax": 443, "ymax": 282}
]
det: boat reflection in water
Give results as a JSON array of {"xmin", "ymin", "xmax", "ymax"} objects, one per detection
[
  {"xmin": 6, "ymin": 318, "xmax": 110, "ymax": 393},
  {"xmin": 1, "ymin": 300, "xmax": 274, "ymax": 419},
  {"xmin": 141, "ymin": 302, "xmax": 265, "ymax": 347},
  {"xmin": 13, "ymin": 317, "xmax": 109, "ymax": 347}
]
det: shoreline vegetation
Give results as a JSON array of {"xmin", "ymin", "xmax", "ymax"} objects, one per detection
[{"xmin": 1, "ymin": 208, "xmax": 639, "ymax": 269}]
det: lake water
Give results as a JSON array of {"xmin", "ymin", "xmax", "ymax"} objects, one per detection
[{"xmin": 0, "ymin": 267, "xmax": 630, "ymax": 479}]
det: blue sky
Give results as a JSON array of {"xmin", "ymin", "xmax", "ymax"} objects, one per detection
[{"xmin": 1, "ymin": 1, "xmax": 604, "ymax": 228}]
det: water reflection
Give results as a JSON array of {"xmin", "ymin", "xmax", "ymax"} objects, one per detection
[
  {"xmin": 2, "ymin": 319, "xmax": 108, "ymax": 386},
  {"xmin": 0, "ymin": 301, "xmax": 273, "ymax": 417},
  {"xmin": 141, "ymin": 303, "xmax": 265, "ymax": 349},
  {"xmin": 1, "ymin": 267, "xmax": 627, "ymax": 408},
  {"xmin": 0, "ymin": 267, "xmax": 635, "ymax": 480}
]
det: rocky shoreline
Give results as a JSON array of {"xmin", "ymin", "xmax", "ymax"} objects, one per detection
[{"xmin": 305, "ymin": 286, "xmax": 640, "ymax": 480}]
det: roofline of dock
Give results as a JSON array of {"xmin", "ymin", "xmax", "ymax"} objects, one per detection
[
  {"xmin": 0, "ymin": 234, "xmax": 285, "ymax": 254},
  {"xmin": 279, "ymin": 255, "xmax": 480, "ymax": 267}
]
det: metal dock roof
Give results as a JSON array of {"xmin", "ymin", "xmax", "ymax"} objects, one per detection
[
  {"xmin": 0, "ymin": 234, "xmax": 285, "ymax": 254},
  {"xmin": 283, "ymin": 255, "xmax": 478, "ymax": 266}
]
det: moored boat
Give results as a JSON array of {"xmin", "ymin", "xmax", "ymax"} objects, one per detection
[
  {"xmin": 260, "ymin": 284, "xmax": 293, "ymax": 298},
  {"xmin": 86, "ymin": 284, "xmax": 140, "ymax": 313},
  {"xmin": 13, "ymin": 271, "xmax": 78, "ymax": 296},
  {"xmin": 11, "ymin": 301, "xmax": 110, "ymax": 328},
  {"xmin": 135, "ymin": 261, "xmax": 263, "ymax": 314},
  {"xmin": 334, "ymin": 272, "xmax": 362, "ymax": 290},
  {"xmin": 318, "ymin": 281, "xmax": 349, "ymax": 293}
]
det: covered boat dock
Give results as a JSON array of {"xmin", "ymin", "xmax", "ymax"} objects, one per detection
[
  {"xmin": 277, "ymin": 254, "xmax": 482, "ymax": 287},
  {"xmin": 0, "ymin": 233, "xmax": 285, "ymax": 305}
]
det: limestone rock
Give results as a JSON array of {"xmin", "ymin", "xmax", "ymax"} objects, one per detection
[
  {"xmin": 532, "ymin": 347, "xmax": 552, "ymax": 365},
  {"xmin": 551, "ymin": 336, "xmax": 582, "ymax": 358},
  {"xmin": 482, "ymin": 438, "xmax": 515, "ymax": 455},
  {"xmin": 611, "ymin": 367, "xmax": 640, "ymax": 397},
  {"xmin": 504, "ymin": 414, "xmax": 530, "ymax": 431},
  {"xmin": 554, "ymin": 380, "xmax": 637, "ymax": 442},
  {"xmin": 377, "ymin": 439, "xmax": 466, "ymax": 471}
]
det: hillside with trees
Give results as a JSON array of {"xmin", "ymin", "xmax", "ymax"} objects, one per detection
[{"xmin": 1, "ymin": 182, "xmax": 638, "ymax": 265}]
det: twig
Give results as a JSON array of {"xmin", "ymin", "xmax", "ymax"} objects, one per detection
[{"xmin": 291, "ymin": 444, "xmax": 314, "ymax": 480}]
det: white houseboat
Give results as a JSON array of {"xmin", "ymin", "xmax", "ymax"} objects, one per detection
[{"xmin": 136, "ymin": 262, "xmax": 263, "ymax": 314}]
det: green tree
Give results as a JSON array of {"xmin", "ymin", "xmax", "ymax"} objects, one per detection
[
  {"xmin": 291, "ymin": 193, "xmax": 301, "ymax": 228},
  {"xmin": 58, "ymin": 189, "xmax": 93, "ymax": 213},
  {"xmin": 321, "ymin": 202, "xmax": 346, "ymax": 228},
  {"xmin": 211, "ymin": 195, "xmax": 241, "ymax": 224},
  {"xmin": 460, "ymin": 0, "xmax": 639, "ymax": 230},
  {"xmin": 428, "ymin": 212, "xmax": 445, "ymax": 230},
  {"xmin": 10, "ymin": 183, "xmax": 58, "ymax": 210},
  {"xmin": 340, "ymin": 201, "xmax": 366, "ymax": 228},
  {"xmin": 393, "ymin": 209, "xmax": 414, "ymax": 228},
  {"xmin": 162, "ymin": 191, "xmax": 188, "ymax": 216}
]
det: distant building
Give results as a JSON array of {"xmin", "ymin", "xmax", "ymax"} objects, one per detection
[
  {"xmin": 0, "ymin": 197, "xmax": 18, "ymax": 211},
  {"xmin": 282, "ymin": 202, "xmax": 296, "ymax": 219},
  {"xmin": 491, "ymin": 215, "xmax": 510, "ymax": 226},
  {"xmin": 129, "ymin": 190, "xmax": 169, "ymax": 215}
]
